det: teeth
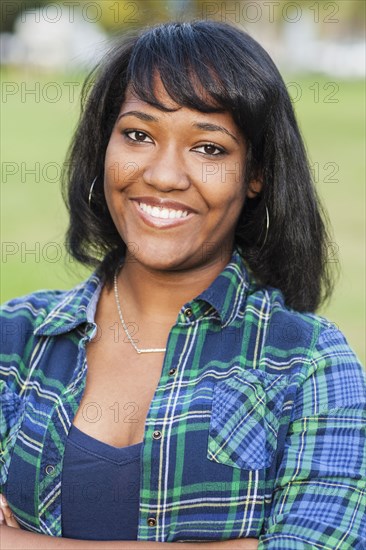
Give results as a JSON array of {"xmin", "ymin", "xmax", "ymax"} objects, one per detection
[{"xmin": 138, "ymin": 202, "xmax": 188, "ymax": 219}]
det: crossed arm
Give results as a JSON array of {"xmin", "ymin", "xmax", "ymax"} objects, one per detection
[
  {"xmin": 0, "ymin": 488, "xmax": 258, "ymax": 549},
  {"xmin": 0, "ymin": 524, "xmax": 258, "ymax": 550}
]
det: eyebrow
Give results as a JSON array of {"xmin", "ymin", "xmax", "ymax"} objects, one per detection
[{"xmin": 117, "ymin": 110, "xmax": 239, "ymax": 144}]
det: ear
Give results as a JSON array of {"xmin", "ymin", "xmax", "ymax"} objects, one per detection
[{"xmin": 246, "ymin": 179, "xmax": 263, "ymax": 199}]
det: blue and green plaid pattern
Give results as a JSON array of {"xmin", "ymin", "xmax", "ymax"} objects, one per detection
[{"xmin": 1, "ymin": 246, "xmax": 365, "ymax": 548}]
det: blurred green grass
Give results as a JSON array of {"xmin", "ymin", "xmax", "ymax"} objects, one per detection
[{"xmin": 1, "ymin": 68, "xmax": 365, "ymax": 365}]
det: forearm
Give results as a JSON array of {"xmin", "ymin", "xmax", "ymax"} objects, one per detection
[{"xmin": 0, "ymin": 526, "xmax": 258, "ymax": 550}]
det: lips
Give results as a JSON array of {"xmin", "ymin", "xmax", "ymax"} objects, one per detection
[
  {"xmin": 131, "ymin": 196, "xmax": 197, "ymax": 214},
  {"xmin": 139, "ymin": 202, "xmax": 189, "ymax": 219},
  {"xmin": 131, "ymin": 198, "xmax": 196, "ymax": 229}
]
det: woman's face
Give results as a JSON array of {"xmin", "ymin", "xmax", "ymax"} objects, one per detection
[{"xmin": 104, "ymin": 74, "xmax": 260, "ymax": 271}]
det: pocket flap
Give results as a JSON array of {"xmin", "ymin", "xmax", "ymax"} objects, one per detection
[{"xmin": 207, "ymin": 369, "xmax": 289, "ymax": 470}]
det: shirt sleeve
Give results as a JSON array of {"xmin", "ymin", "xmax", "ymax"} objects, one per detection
[
  {"xmin": 257, "ymin": 324, "xmax": 366, "ymax": 549},
  {"xmin": 0, "ymin": 381, "xmax": 26, "ymax": 487},
  {"xmin": 0, "ymin": 299, "xmax": 29, "ymax": 488}
]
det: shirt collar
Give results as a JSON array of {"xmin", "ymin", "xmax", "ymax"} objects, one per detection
[
  {"xmin": 185, "ymin": 245, "xmax": 255, "ymax": 327},
  {"xmin": 33, "ymin": 246, "xmax": 256, "ymax": 336},
  {"xmin": 33, "ymin": 271, "xmax": 103, "ymax": 337}
]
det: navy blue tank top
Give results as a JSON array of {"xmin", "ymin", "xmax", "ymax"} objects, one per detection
[{"xmin": 61, "ymin": 424, "xmax": 142, "ymax": 541}]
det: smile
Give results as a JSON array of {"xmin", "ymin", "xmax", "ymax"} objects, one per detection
[
  {"xmin": 132, "ymin": 200, "xmax": 194, "ymax": 229},
  {"xmin": 139, "ymin": 202, "xmax": 189, "ymax": 219}
]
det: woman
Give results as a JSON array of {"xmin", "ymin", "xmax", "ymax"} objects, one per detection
[{"xmin": 1, "ymin": 19, "xmax": 365, "ymax": 549}]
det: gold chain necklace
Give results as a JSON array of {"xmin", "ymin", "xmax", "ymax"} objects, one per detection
[{"xmin": 113, "ymin": 268, "xmax": 167, "ymax": 354}]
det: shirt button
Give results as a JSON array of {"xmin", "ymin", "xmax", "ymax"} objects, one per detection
[
  {"xmin": 168, "ymin": 368, "xmax": 176, "ymax": 376},
  {"xmin": 152, "ymin": 430, "xmax": 162, "ymax": 440},
  {"xmin": 147, "ymin": 517, "xmax": 157, "ymax": 527},
  {"xmin": 183, "ymin": 307, "xmax": 193, "ymax": 317},
  {"xmin": 45, "ymin": 465, "xmax": 55, "ymax": 475}
]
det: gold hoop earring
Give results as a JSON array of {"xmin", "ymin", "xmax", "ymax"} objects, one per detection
[{"xmin": 88, "ymin": 177, "xmax": 97, "ymax": 209}]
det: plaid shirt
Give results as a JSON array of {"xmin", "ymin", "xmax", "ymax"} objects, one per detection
[{"xmin": 1, "ymin": 247, "xmax": 365, "ymax": 548}]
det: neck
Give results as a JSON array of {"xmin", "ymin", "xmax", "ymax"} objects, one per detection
[{"xmin": 114, "ymin": 249, "xmax": 233, "ymax": 325}]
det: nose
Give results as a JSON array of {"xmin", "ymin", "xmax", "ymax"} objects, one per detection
[{"xmin": 142, "ymin": 146, "xmax": 190, "ymax": 192}]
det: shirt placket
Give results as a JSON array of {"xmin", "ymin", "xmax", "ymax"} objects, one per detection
[
  {"xmin": 137, "ymin": 306, "xmax": 196, "ymax": 541},
  {"xmin": 38, "ymin": 329, "xmax": 92, "ymax": 535}
]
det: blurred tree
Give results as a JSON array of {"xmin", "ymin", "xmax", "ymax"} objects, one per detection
[
  {"xmin": 0, "ymin": 0, "xmax": 199, "ymax": 34},
  {"xmin": 1, "ymin": 1, "xmax": 364, "ymax": 35},
  {"xmin": 93, "ymin": 0, "xmax": 199, "ymax": 31},
  {"xmin": 1, "ymin": 0, "xmax": 50, "ymax": 32}
]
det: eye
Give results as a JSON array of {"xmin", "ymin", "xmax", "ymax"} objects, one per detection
[
  {"xmin": 122, "ymin": 130, "xmax": 226, "ymax": 157},
  {"xmin": 123, "ymin": 130, "xmax": 153, "ymax": 143},
  {"xmin": 194, "ymin": 143, "xmax": 227, "ymax": 157}
]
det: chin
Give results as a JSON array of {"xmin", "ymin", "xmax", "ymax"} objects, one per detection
[{"xmin": 131, "ymin": 240, "xmax": 197, "ymax": 271}]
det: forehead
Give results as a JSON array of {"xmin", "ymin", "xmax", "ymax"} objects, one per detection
[
  {"xmin": 124, "ymin": 69, "xmax": 219, "ymax": 109},
  {"xmin": 120, "ymin": 74, "xmax": 240, "ymax": 134},
  {"xmin": 123, "ymin": 75, "xmax": 179, "ymax": 110}
]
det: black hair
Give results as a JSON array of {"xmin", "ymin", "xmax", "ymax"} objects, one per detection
[{"xmin": 62, "ymin": 19, "xmax": 338, "ymax": 313}]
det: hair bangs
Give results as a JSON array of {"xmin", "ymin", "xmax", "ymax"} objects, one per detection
[
  {"xmin": 125, "ymin": 36, "xmax": 230, "ymax": 115},
  {"xmin": 125, "ymin": 23, "xmax": 274, "ymax": 151}
]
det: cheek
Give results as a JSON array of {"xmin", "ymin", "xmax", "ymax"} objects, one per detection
[
  {"xmin": 205, "ymin": 179, "xmax": 246, "ymax": 214},
  {"xmin": 103, "ymin": 145, "xmax": 123, "ymax": 216},
  {"xmin": 104, "ymin": 141, "xmax": 118, "ymax": 187},
  {"xmin": 205, "ymin": 188, "xmax": 246, "ymax": 235},
  {"xmin": 104, "ymin": 137, "xmax": 132, "ymax": 189},
  {"xmin": 204, "ymin": 160, "xmax": 246, "ymax": 204}
]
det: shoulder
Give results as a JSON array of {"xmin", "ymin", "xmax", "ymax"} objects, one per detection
[
  {"xmin": 0, "ymin": 288, "xmax": 70, "ymax": 360},
  {"xmin": 247, "ymin": 283, "xmax": 335, "ymax": 356},
  {"xmin": 1, "ymin": 288, "xmax": 70, "ymax": 321},
  {"xmin": 300, "ymin": 316, "xmax": 366, "ymax": 412},
  {"xmin": 0, "ymin": 274, "xmax": 98, "ymax": 357},
  {"xmin": 0, "ymin": 285, "xmax": 81, "ymax": 332},
  {"xmin": 0, "ymin": 276, "xmax": 101, "ymax": 400},
  {"xmin": 249, "ymin": 284, "xmax": 365, "ymax": 389}
]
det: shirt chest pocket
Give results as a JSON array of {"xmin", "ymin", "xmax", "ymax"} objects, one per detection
[{"xmin": 207, "ymin": 369, "xmax": 289, "ymax": 470}]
